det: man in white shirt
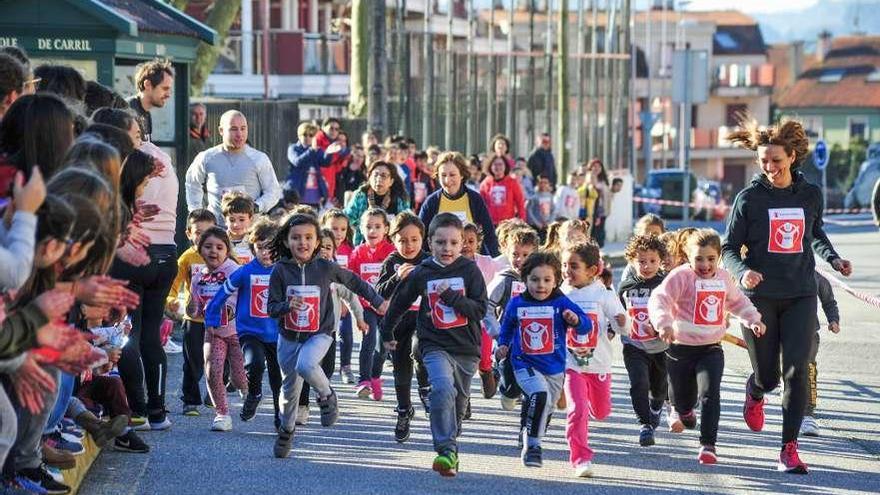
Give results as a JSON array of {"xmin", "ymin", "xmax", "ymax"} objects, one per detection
[{"xmin": 185, "ymin": 110, "xmax": 281, "ymax": 223}]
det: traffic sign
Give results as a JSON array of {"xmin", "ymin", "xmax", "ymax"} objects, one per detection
[{"xmin": 814, "ymin": 140, "xmax": 829, "ymax": 171}]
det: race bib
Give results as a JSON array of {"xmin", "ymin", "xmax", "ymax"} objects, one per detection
[
  {"xmin": 249, "ymin": 274, "xmax": 270, "ymax": 318},
  {"xmin": 305, "ymin": 167, "xmax": 318, "ymax": 189},
  {"xmin": 414, "ymin": 182, "xmax": 427, "ymax": 204},
  {"xmin": 490, "ymin": 185, "xmax": 507, "ymax": 206},
  {"xmin": 233, "ymin": 244, "xmax": 253, "ymax": 264},
  {"xmin": 284, "ymin": 285, "xmax": 320, "ymax": 333},
  {"xmin": 768, "ymin": 208, "xmax": 805, "ymax": 254},
  {"xmin": 360, "ymin": 262, "xmax": 383, "ymax": 285},
  {"xmin": 627, "ymin": 297, "xmax": 655, "ymax": 341},
  {"xmin": 693, "ymin": 279, "xmax": 726, "ymax": 326},
  {"xmin": 194, "ymin": 270, "xmax": 228, "ymax": 325},
  {"xmin": 566, "ymin": 301, "xmax": 599, "ymax": 349},
  {"xmin": 450, "ymin": 211, "xmax": 468, "ymax": 223},
  {"xmin": 511, "ymin": 281, "xmax": 526, "ymax": 299},
  {"xmin": 518, "ymin": 306, "xmax": 555, "ymax": 355},
  {"xmin": 335, "ymin": 254, "xmax": 349, "ymax": 269},
  {"xmin": 539, "ymin": 197, "xmax": 552, "ymax": 217},
  {"xmin": 427, "ymin": 277, "xmax": 467, "ymax": 330},
  {"xmin": 565, "ymin": 194, "xmax": 577, "ymax": 208}
]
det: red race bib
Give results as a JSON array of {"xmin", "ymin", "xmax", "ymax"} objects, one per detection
[
  {"xmin": 414, "ymin": 182, "xmax": 427, "ymax": 204},
  {"xmin": 284, "ymin": 285, "xmax": 321, "ymax": 333},
  {"xmin": 768, "ymin": 208, "xmax": 805, "ymax": 254},
  {"xmin": 249, "ymin": 274, "xmax": 270, "ymax": 318},
  {"xmin": 518, "ymin": 306, "xmax": 555, "ymax": 355},
  {"xmin": 233, "ymin": 244, "xmax": 253, "ymax": 265},
  {"xmin": 427, "ymin": 277, "xmax": 467, "ymax": 330},
  {"xmin": 693, "ymin": 279, "xmax": 726, "ymax": 326},
  {"xmin": 360, "ymin": 263, "xmax": 383, "ymax": 286},
  {"xmin": 627, "ymin": 296, "xmax": 655, "ymax": 341},
  {"xmin": 566, "ymin": 301, "xmax": 599, "ymax": 349}
]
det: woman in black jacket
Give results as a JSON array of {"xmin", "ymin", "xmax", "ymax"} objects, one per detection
[{"xmin": 721, "ymin": 118, "xmax": 852, "ymax": 474}]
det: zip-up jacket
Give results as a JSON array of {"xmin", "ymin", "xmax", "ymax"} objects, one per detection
[
  {"xmin": 349, "ymin": 239, "xmax": 396, "ymax": 310},
  {"xmin": 479, "ymin": 174, "xmax": 527, "ymax": 224},
  {"xmin": 381, "ymin": 256, "xmax": 487, "ymax": 358},
  {"xmin": 268, "ymin": 256, "xmax": 383, "ymax": 341},
  {"xmin": 418, "ymin": 188, "xmax": 500, "ymax": 257},
  {"xmin": 375, "ymin": 250, "xmax": 429, "ymax": 341},
  {"xmin": 617, "ymin": 268, "xmax": 668, "ymax": 354},
  {"xmin": 485, "ymin": 268, "xmax": 527, "ymax": 337},
  {"xmin": 563, "ymin": 281, "xmax": 625, "ymax": 374},
  {"xmin": 721, "ymin": 171, "xmax": 840, "ymax": 299},
  {"xmin": 192, "ymin": 259, "xmax": 240, "ymax": 337},
  {"xmin": 205, "ymin": 259, "xmax": 278, "ymax": 343},
  {"xmin": 498, "ymin": 289, "xmax": 591, "ymax": 375}
]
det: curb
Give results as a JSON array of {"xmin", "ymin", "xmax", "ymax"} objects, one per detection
[{"xmin": 61, "ymin": 434, "xmax": 101, "ymax": 495}]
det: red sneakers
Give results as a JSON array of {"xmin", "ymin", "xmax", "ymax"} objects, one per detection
[
  {"xmin": 778, "ymin": 441, "xmax": 809, "ymax": 474},
  {"xmin": 370, "ymin": 377, "xmax": 383, "ymax": 401},
  {"xmin": 698, "ymin": 445, "xmax": 717, "ymax": 465},
  {"xmin": 743, "ymin": 386, "xmax": 765, "ymax": 432}
]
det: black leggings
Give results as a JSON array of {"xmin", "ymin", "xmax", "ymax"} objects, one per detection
[
  {"xmin": 300, "ymin": 334, "xmax": 336, "ymax": 405},
  {"xmin": 622, "ymin": 344, "xmax": 668, "ymax": 426},
  {"xmin": 240, "ymin": 335, "xmax": 282, "ymax": 418},
  {"xmin": 666, "ymin": 343, "xmax": 724, "ymax": 446},
  {"xmin": 180, "ymin": 320, "xmax": 205, "ymax": 406},
  {"xmin": 112, "ymin": 245, "xmax": 177, "ymax": 416},
  {"xmin": 391, "ymin": 321, "xmax": 429, "ymax": 411},
  {"xmin": 742, "ymin": 295, "xmax": 817, "ymax": 444}
]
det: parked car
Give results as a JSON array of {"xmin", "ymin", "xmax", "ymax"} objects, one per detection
[
  {"xmin": 636, "ymin": 169, "xmax": 698, "ymax": 219},
  {"xmin": 844, "ymin": 142, "xmax": 880, "ymax": 210}
]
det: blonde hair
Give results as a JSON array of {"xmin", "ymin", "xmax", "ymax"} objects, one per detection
[
  {"xmin": 727, "ymin": 116, "xmax": 810, "ymax": 165},
  {"xmin": 433, "ymin": 151, "xmax": 470, "ymax": 181},
  {"xmin": 297, "ymin": 122, "xmax": 319, "ymax": 138}
]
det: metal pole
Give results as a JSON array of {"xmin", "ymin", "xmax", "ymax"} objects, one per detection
[
  {"xmin": 466, "ymin": 0, "xmax": 477, "ymax": 154},
  {"xmin": 445, "ymin": 0, "xmax": 454, "ymax": 149},
  {"xmin": 488, "ymin": 3, "xmax": 497, "ymax": 145},
  {"xmin": 260, "ymin": 0, "xmax": 270, "ymax": 98},
  {"xmin": 422, "ymin": 0, "xmax": 434, "ymax": 147},
  {"xmin": 558, "ymin": 0, "xmax": 569, "ymax": 175},
  {"xmin": 528, "ymin": 0, "xmax": 537, "ymax": 147},
  {"xmin": 643, "ymin": 0, "xmax": 653, "ymax": 178},
  {"xmin": 505, "ymin": 0, "xmax": 515, "ymax": 143},
  {"xmin": 588, "ymin": 0, "xmax": 598, "ymax": 159},
  {"xmin": 575, "ymin": 0, "xmax": 585, "ymax": 165},
  {"xmin": 602, "ymin": 0, "xmax": 617, "ymax": 168},
  {"xmin": 681, "ymin": 46, "xmax": 691, "ymax": 220},
  {"xmin": 545, "ymin": 0, "xmax": 554, "ymax": 139},
  {"xmin": 397, "ymin": 0, "xmax": 409, "ymax": 135}
]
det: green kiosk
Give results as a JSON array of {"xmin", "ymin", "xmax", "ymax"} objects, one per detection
[{"xmin": 0, "ymin": 0, "xmax": 217, "ymax": 169}]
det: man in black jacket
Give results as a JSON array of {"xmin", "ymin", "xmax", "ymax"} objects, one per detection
[
  {"xmin": 527, "ymin": 133, "xmax": 557, "ymax": 188},
  {"xmin": 126, "ymin": 59, "xmax": 174, "ymax": 143}
]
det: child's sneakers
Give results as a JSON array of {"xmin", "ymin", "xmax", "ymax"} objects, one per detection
[
  {"xmin": 370, "ymin": 377, "xmax": 383, "ymax": 401},
  {"xmin": 295, "ymin": 405, "xmax": 309, "ymax": 426},
  {"xmin": 318, "ymin": 390, "xmax": 339, "ymax": 427},
  {"xmin": 698, "ymin": 444, "xmax": 717, "ymax": 465},
  {"xmin": 355, "ymin": 381, "xmax": 372, "ymax": 399},
  {"xmin": 240, "ymin": 394, "xmax": 261, "ymax": 422},
  {"xmin": 800, "ymin": 416, "xmax": 820, "ymax": 437},
  {"xmin": 113, "ymin": 431, "xmax": 150, "ymax": 453},
  {"xmin": 743, "ymin": 380, "xmax": 765, "ymax": 432},
  {"xmin": 680, "ymin": 410, "xmax": 697, "ymax": 430},
  {"xmin": 574, "ymin": 461, "xmax": 594, "ymax": 478},
  {"xmin": 649, "ymin": 406, "xmax": 663, "ymax": 430},
  {"xmin": 340, "ymin": 365, "xmax": 355, "ymax": 384},
  {"xmin": 667, "ymin": 410, "xmax": 685, "ymax": 433},
  {"xmin": 211, "ymin": 414, "xmax": 232, "ymax": 432},
  {"xmin": 182, "ymin": 405, "xmax": 200, "ymax": 417},
  {"xmin": 639, "ymin": 425, "xmax": 655, "ymax": 447},
  {"xmin": 500, "ymin": 395, "xmax": 518, "ymax": 411},
  {"xmin": 274, "ymin": 426, "xmax": 294, "ymax": 458},
  {"xmin": 394, "ymin": 407, "xmax": 415, "ymax": 443},
  {"xmin": 778, "ymin": 441, "xmax": 809, "ymax": 474},
  {"xmin": 521, "ymin": 445, "xmax": 543, "ymax": 468},
  {"xmin": 432, "ymin": 450, "xmax": 459, "ymax": 477}
]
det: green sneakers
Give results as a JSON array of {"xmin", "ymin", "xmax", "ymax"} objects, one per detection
[{"xmin": 432, "ymin": 451, "xmax": 459, "ymax": 477}]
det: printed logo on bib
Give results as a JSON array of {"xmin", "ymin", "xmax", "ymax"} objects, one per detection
[
  {"xmin": 427, "ymin": 278, "xmax": 467, "ymax": 329},
  {"xmin": 194, "ymin": 269, "xmax": 228, "ymax": 324},
  {"xmin": 693, "ymin": 279, "xmax": 726, "ymax": 326},
  {"xmin": 490, "ymin": 185, "xmax": 507, "ymax": 206},
  {"xmin": 335, "ymin": 254, "xmax": 349, "ymax": 269},
  {"xmin": 511, "ymin": 281, "xmax": 526, "ymax": 299},
  {"xmin": 564, "ymin": 194, "xmax": 577, "ymax": 208},
  {"xmin": 517, "ymin": 306, "xmax": 555, "ymax": 355},
  {"xmin": 360, "ymin": 263, "xmax": 383, "ymax": 285},
  {"xmin": 768, "ymin": 208, "xmax": 805, "ymax": 254},
  {"xmin": 566, "ymin": 301, "xmax": 599, "ymax": 349},
  {"xmin": 249, "ymin": 274, "xmax": 271, "ymax": 318},
  {"xmin": 305, "ymin": 167, "xmax": 318, "ymax": 189},
  {"xmin": 414, "ymin": 182, "xmax": 427, "ymax": 204},
  {"xmin": 233, "ymin": 244, "xmax": 253, "ymax": 264},
  {"xmin": 539, "ymin": 197, "xmax": 552, "ymax": 218},
  {"xmin": 628, "ymin": 297, "xmax": 655, "ymax": 341},
  {"xmin": 284, "ymin": 285, "xmax": 320, "ymax": 333},
  {"xmin": 449, "ymin": 211, "xmax": 468, "ymax": 223}
]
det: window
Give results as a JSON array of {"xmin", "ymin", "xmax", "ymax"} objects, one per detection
[
  {"xmin": 819, "ymin": 69, "xmax": 845, "ymax": 83},
  {"xmin": 714, "ymin": 32, "xmax": 739, "ymax": 51},
  {"xmin": 798, "ymin": 115, "xmax": 824, "ymax": 140},
  {"xmin": 726, "ymin": 104, "xmax": 748, "ymax": 127},
  {"xmin": 868, "ymin": 69, "xmax": 880, "ymax": 82},
  {"xmin": 849, "ymin": 117, "xmax": 869, "ymax": 141}
]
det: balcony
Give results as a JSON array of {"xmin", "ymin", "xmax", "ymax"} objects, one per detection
[{"xmin": 712, "ymin": 63, "xmax": 774, "ymax": 97}]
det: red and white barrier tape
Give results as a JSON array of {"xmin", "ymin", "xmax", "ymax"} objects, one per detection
[
  {"xmin": 633, "ymin": 196, "xmax": 872, "ymax": 216},
  {"xmin": 815, "ymin": 267, "xmax": 880, "ymax": 309}
]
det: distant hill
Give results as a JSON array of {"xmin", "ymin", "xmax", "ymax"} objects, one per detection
[{"xmin": 753, "ymin": 0, "xmax": 880, "ymax": 44}]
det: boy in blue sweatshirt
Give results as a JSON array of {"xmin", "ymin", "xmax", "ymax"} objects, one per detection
[
  {"xmin": 205, "ymin": 218, "xmax": 283, "ymax": 430},
  {"xmin": 381, "ymin": 213, "xmax": 488, "ymax": 477},
  {"xmin": 496, "ymin": 251, "xmax": 591, "ymax": 468}
]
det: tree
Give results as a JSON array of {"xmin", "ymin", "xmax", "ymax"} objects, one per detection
[
  {"xmin": 174, "ymin": 0, "xmax": 242, "ymax": 95},
  {"xmin": 557, "ymin": 0, "xmax": 568, "ymax": 173},
  {"xmin": 350, "ymin": 0, "xmax": 369, "ymax": 116}
]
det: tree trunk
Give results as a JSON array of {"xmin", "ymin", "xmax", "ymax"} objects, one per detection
[
  {"xmin": 369, "ymin": 0, "xmax": 388, "ymax": 136},
  {"xmin": 444, "ymin": 0, "xmax": 454, "ymax": 149},
  {"xmin": 487, "ymin": 3, "xmax": 497, "ymax": 147},
  {"xmin": 544, "ymin": 0, "xmax": 553, "ymax": 139},
  {"xmin": 350, "ymin": 0, "xmax": 369, "ymax": 116},
  {"xmin": 588, "ymin": 0, "xmax": 598, "ymax": 159},
  {"xmin": 574, "ymin": 0, "xmax": 585, "ymax": 165},
  {"xmin": 557, "ymin": 0, "xmax": 568, "ymax": 174},
  {"xmin": 422, "ymin": 0, "xmax": 434, "ymax": 147},
  {"xmin": 191, "ymin": 0, "xmax": 242, "ymax": 95},
  {"xmin": 504, "ymin": 0, "xmax": 515, "ymax": 143},
  {"xmin": 527, "ymin": 0, "xmax": 536, "ymax": 147},
  {"xmin": 466, "ymin": 0, "xmax": 477, "ymax": 154}
]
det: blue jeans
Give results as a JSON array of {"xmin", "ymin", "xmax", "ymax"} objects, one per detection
[
  {"xmin": 357, "ymin": 310, "xmax": 385, "ymax": 383},
  {"xmin": 338, "ymin": 313, "xmax": 353, "ymax": 368},
  {"xmin": 422, "ymin": 350, "xmax": 478, "ymax": 455},
  {"xmin": 44, "ymin": 372, "xmax": 75, "ymax": 434}
]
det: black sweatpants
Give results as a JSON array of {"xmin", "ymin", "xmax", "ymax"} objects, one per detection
[
  {"xmin": 300, "ymin": 333, "xmax": 337, "ymax": 405},
  {"xmin": 742, "ymin": 295, "xmax": 817, "ymax": 444},
  {"xmin": 391, "ymin": 320, "xmax": 429, "ymax": 411},
  {"xmin": 240, "ymin": 335, "xmax": 282, "ymax": 418},
  {"xmin": 180, "ymin": 320, "xmax": 205, "ymax": 406},
  {"xmin": 622, "ymin": 344, "xmax": 668, "ymax": 426},
  {"xmin": 666, "ymin": 343, "xmax": 724, "ymax": 446}
]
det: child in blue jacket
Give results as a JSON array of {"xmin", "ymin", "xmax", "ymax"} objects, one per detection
[{"xmin": 496, "ymin": 251, "xmax": 591, "ymax": 469}]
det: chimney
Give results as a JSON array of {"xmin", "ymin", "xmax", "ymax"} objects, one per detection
[
  {"xmin": 789, "ymin": 41, "xmax": 804, "ymax": 84},
  {"xmin": 816, "ymin": 30, "xmax": 833, "ymax": 62}
]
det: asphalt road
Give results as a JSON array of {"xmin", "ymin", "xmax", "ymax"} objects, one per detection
[{"xmin": 81, "ymin": 216, "xmax": 880, "ymax": 495}]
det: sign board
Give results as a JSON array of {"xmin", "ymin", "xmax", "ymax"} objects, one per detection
[
  {"xmin": 814, "ymin": 140, "xmax": 829, "ymax": 171},
  {"xmin": 672, "ymin": 50, "xmax": 709, "ymax": 104}
]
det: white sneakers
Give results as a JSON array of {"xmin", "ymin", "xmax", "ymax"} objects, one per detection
[
  {"xmin": 574, "ymin": 461, "xmax": 593, "ymax": 478},
  {"xmin": 800, "ymin": 416, "xmax": 821, "ymax": 437},
  {"xmin": 163, "ymin": 340, "xmax": 183, "ymax": 354},
  {"xmin": 500, "ymin": 396, "xmax": 518, "ymax": 412},
  {"xmin": 211, "ymin": 414, "xmax": 232, "ymax": 432},
  {"xmin": 295, "ymin": 405, "xmax": 310, "ymax": 426}
]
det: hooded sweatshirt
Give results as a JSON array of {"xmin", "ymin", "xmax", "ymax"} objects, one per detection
[
  {"xmin": 617, "ymin": 268, "xmax": 668, "ymax": 354},
  {"xmin": 381, "ymin": 256, "xmax": 487, "ymax": 358},
  {"xmin": 721, "ymin": 171, "xmax": 840, "ymax": 299},
  {"xmin": 479, "ymin": 174, "xmax": 527, "ymax": 224},
  {"xmin": 349, "ymin": 238, "xmax": 396, "ymax": 310},
  {"xmin": 498, "ymin": 288, "xmax": 592, "ymax": 375},
  {"xmin": 268, "ymin": 256, "xmax": 384, "ymax": 342},
  {"xmin": 648, "ymin": 265, "xmax": 762, "ymax": 346},
  {"xmin": 375, "ymin": 250, "xmax": 430, "ymax": 342},
  {"xmin": 205, "ymin": 259, "xmax": 278, "ymax": 343}
]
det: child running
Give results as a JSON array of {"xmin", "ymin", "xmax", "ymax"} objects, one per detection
[
  {"xmin": 196, "ymin": 227, "xmax": 247, "ymax": 431},
  {"xmin": 221, "ymin": 192, "xmax": 257, "ymax": 264},
  {"xmin": 349, "ymin": 208, "xmax": 396, "ymax": 400},
  {"xmin": 376, "ymin": 212, "xmax": 431, "ymax": 442},
  {"xmin": 461, "ymin": 222, "xmax": 499, "ymax": 404},
  {"xmin": 320, "ymin": 208, "xmax": 357, "ymax": 383},
  {"xmin": 205, "ymin": 218, "xmax": 282, "ymax": 430},
  {"xmin": 561, "ymin": 242, "xmax": 626, "ymax": 477},
  {"xmin": 618, "ymin": 234, "xmax": 671, "ymax": 446},
  {"xmin": 496, "ymin": 251, "xmax": 592, "ymax": 468},
  {"xmin": 267, "ymin": 214, "xmax": 387, "ymax": 458},
  {"xmin": 381, "ymin": 213, "xmax": 488, "ymax": 477},
  {"xmin": 648, "ymin": 229, "xmax": 765, "ymax": 464}
]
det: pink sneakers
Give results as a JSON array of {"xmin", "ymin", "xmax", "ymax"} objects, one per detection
[
  {"xmin": 370, "ymin": 377, "xmax": 383, "ymax": 401},
  {"xmin": 778, "ymin": 441, "xmax": 809, "ymax": 474},
  {"xmin": 698, "ymin": 445, "xmax": 717, "ymax": 465}
]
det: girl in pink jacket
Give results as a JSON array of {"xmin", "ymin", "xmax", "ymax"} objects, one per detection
[{"xmin": 648, "ymin": 229, "xmax": 765, "ymax": 466}]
